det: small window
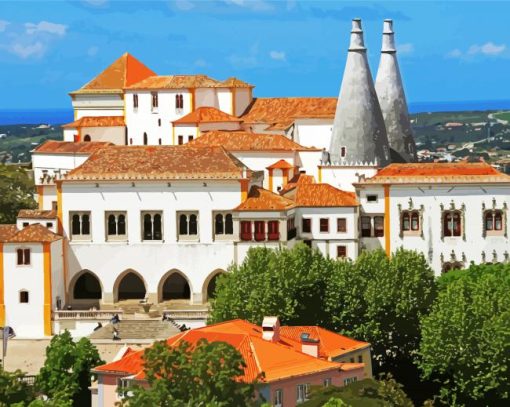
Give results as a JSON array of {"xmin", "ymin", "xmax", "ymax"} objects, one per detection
[
  {"xmin": 302, "ymin": 218, "xmax": 311, "ymax": 233},
  {"xmin": 268, "ymin": 220, "xmax": 279, "ymax": 241},
  {"xmin": 158, "ymin": 118, "xmax": 161, "ymax": 127},
  {"xmin": 129, "ymin": 138, "xmax": 133, "ymax": 145},
  {"xmin": 133, "ymin": 94, "xmax": 138, "ymax": 109},
  {"xmin": 177, "ymin": 212, "xmax": 199, "ymax": 240},
  {"xmin": 319, "ymin": 218, "xmax": 329, "ymax": 233},
  {"xmin": 358, "ymin": 355, "xmax": 363, "ymax": 363},
  {"xmin": 324, "ymin": 378, "xmax": 332, "ymax": 387},
  {"xmin": 143, "ymin": 132, "xmax": 148, "ymax": 145},
  {"xmin": 254, "ymin": 221, "xmax": 265, "ymax": 241},
  {"xmin": 16, "ymin": 248, "xmax": 30, "ymax": 265},
  {"xmin": 19, "ymin": 290, "xmax": 29, "ymax": 303},
  {"xmin": 240, "ymin": 221, "xmax": 252, "ymax": 241},
  {"xmin": 350, "ymin": 357, "xmax": 355, "ymax": 363},
  {"xmin": 340, "ymin": 146, "xmax": 346, "ymax": 158},
  {"xmin": 215, "ymin": 213, "xmax": 234, "ymax": 237},
  {"xmin": 188, "ymin": 135, "xmax": 194, "ymax": 142},
  {"xmin": 83, "ymin": 135, "xmax": 91, "ymax": 142},
  {"xmin": 337, "ymin": 245, "xmax": 347, "ymax": 258},
  {"xmin": 46, "ymin": 222, "xmax": 53, "ymax": 228},
  {"xmin": 484, "ymin": 210, "xmax": 504, "ymax": 235},
  {"xmin": 158, "ymin": 138, "xmax": 162, "ymax": 145},
  {"xmin": 105, "ymin": 212, "xmax": 128, "ymax": 241},
  {"xmin": 70, "ymin": 212, "xmax": 91, "ymax": 240},
  {"xmin": 151, "ymin": 92, "xmax": 158, "ymax": 109},
  {"xmin": 443, "ymin": 210, "xmax": 461, "ymax": 237},
  {"xmin": 343, "ymin": 377, "xmax": 357, "ymax": 386},
  {"xmin": 22, "ymin": 222, "xmax": 29, "ymax": 228},
  {"xmin": 367, "ymin": 194, "xmax": 378, "ymax": 202},
  {"xmin": 402, "ymin": 210, "xmax": 420, "ymax": 234},
  {"xmin": 274, "ymin": 389, "xmax": 283, "ymax": 407},
  {"xmin": 361, "ymin": 216, "xmax": 371, "ymax": 237},
  {"xmin": 178, "ymin": 135, "xmax": 184, "ymax": 145},
  {"xmin": 176, "ymin": 94, "xmax": 184, "ymax": 109},
  {"xmin": 142, "ymin": 212, "xmax": 162, "ymax": 241},
  {"xmin": 337, "ymin": 218, "xmax": 347, "ymax": 233},
  {"xmin": 374, "ymin": 216, "xmax": 384, "ymax": 237}
]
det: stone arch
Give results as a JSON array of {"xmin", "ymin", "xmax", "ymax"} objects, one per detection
[
  {"xmin": 113, "ymin": 269, "xmax": 147, "ymax": 302},
  {"xmin": 158, "ymin": 270, "xmax": 192, "ymax": 302},
  {"xmin": 442, "ymin": 261, "xmax": 464, "ymax": 274},
  {"xmin": 68, "ymin": 270, "xmax": 103, "ymax": 307},
  {"xmin": 202, "ymin": 269, "xmax": 226, "ymax": 302}
]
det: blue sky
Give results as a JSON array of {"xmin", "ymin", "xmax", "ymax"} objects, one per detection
[{"xmin": 1, "ymin": 0, "xmax": 509, "ymax": 109}]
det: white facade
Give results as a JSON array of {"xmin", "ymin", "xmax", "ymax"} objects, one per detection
[{"xmin": 72, "ymin": 94, "xmax": 124, "ymax": 120}]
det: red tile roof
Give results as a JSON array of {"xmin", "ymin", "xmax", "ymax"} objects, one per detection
[
  {"xmin": 267, "ymin": 159, "xmax": 294, "ymax": 170},
  {"xmin": 189, "ymin": 131, "xmax": 318, "ymax": 152},
  {"xmin": 33, "ymin": 141, "xmax": 112, "ymax": 155},
  {"xmin": 241, "ymin": 97, "xmax": 337, "ymax": 124},
  {"xmin": 279, "ymin": 173, "xmax": 315, "ymax": 194},
  {"xmin": 126, "ymin": 74, "xmax": 220, "ymax": 90},
  {"xmin": 18, "ymin": 210, "xmax": 57, "ymax": 220},
  {"xmin": 95, "ymin": 319, "xmax": 361, "ymax": 383},
  {"xmin": 293, "ymin": 184, "xmax": 359, "ymax": 207},
  {"xmin": 0, "ymin": 225, "xmax": 17, "ymax": 242},
  {"xmin": 362, "ymin": 162, "xmax": 510, "ymax": 184},
  {"xmin": 235, "ymin": 186, "xmax": 295, "ymax": 211},
  {"xmin": 71, "ymin": 53, "xmax": 156, "ymax": 94},
  {"xmin": 65, "ymin": 145, "xmax": 247, "ymax": 181},
  {"xmin": 0, "ymin": 224, "xmax": 61, "ymax": 243},
  {"xmin": 173, "ymin": 107, "xmax": 241, "ymax": 124},
  {"xmin": 62, "ymin": 116, "xmax": 125, "ymax": 128},
  {"xmin": 218, "ymin": 77, "xmax": 254, "ymax": 88}
]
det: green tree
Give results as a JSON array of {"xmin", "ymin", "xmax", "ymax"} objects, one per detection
[
  {"xmin": 0, "ymin": 368, "xmax": 35, "ymax": 406},
  {"xmin": 35, "ymin": 331, "xmax": 103, "ymax": 407},
  {"xmin": 120, "ymin": 339, "xmax": 260, "ymax": 406},
  {"xmin": 0, "ymin": 164, "xmax": 37, "ymax": 224},
  {"xmin": 418, "ymin": 263, "xmax": 510, "ymax": 406},
  {"xmin": 209, "ymin": 244, "xmax": 336, "ymax": 325}
]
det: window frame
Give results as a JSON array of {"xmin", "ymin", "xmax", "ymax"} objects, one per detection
[
  {"xmin": 337, "ymin": 245, "xmax": 347, "ymax": 259},
  {"xmin": 19, "ymin": 290, "xmax": 29, "ymax": 304},
  {"xmin": 70, "ymin": 211, "xmax": 92, "ymax": 241},
  {"xmin": 133, "ymin": 93, "xmax": 138, "ymax": 109},
  {"xmin": 302, "ymin": 218, "xmax": 312, "ymax": 234},
  {"xmin": 366, "ymin": 194, "xmax": 378, "ymax": 203},
  {"xmin": 274, "ymin": 389, "xmax": 283, "ymax": 407},
  {"xmin": 401, "ymin": 210, "xmax": 421, "ymax": 236},
  {"xmin": 177, "ymin": 211, "xmax": 199, "ymax": 241},
  {"xmin": 16, "ymin": 248, "xmax": 31, "ymax": 266},
  {"xmin": 319, "ymin": 218, "xmax": 329, "ymax": 233},
  {"xmin": 105, "ymin": 211, "xmax": 128, "ymax": 242},
  {"xmin": 484, "ymin": 209, "xmax": 504, "ymax": 236},
  {"xmin": 178, "ymin": 135, "xmax": 184, "ymax": 145},
  {"xmin": 337, "ymin": 217, "xmax": 347, "ymax": 233},
  {"xmin": 360, "ymin": 216, "xmax": 371, "ymax": 237},
  {"xmin": 141, "ymin": 211, "xmax": 163, "ymax": 241},
  {"xmin": 213, "ymin": 212, "xmax": 234, "ymax": 240},
  {"xmin": 151, "ymin": 92, "xmax": 159, "ymax": 111},
  {"xmin": 443, "ymin": 210, "xmax": 462, "ymax": 238},
  {"xmin": 374, "ymin": 216, "xmax": 384, "ymax": 237}
]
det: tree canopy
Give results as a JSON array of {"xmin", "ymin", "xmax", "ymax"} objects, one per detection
[
  {"xmin": 35, "ymin": 331, "xmax": 103, "ymax": 407},
  {"xmin": 0, "ymin": 368, "xmax": 34, "ymax": 407},
  {"xmin": 418, "ymin": 263, "xmax": 510, "ymax": 406},
  {"xmin": 120, "ymin": 338, "xmax": 260, "ymax": 407},
  {"xmin": 0, "ymin": 164, "xmax": 37, "ymax": 224}
]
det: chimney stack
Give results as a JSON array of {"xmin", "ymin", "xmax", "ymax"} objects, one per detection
[
  {"xmin": 300, "ymin": 332, "xmax": 320, "ymax": 358},
  {"xmin": 329, "ymin": 19, "xmax": 391, "ymax": 167},
  {"xmin": 262, "ymin": 316, "xmax": 280, "ymax": 342},
  {"xmin": 375, "ymin": 19, "xmax": 417, "ymax": 163}
]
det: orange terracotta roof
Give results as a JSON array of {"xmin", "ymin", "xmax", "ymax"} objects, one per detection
[
  {"xmin": 188, "ymin": 131, "xmax": 318, "ymax": 152},
  {"xmin": 267, "ymin": 159, "xmax": 294, "ymax": 170},
  {"xmin": 18, "ymin": 210, "xmax": 57, "ymax": 220},
  {"xmin": 0, "ymin": 225, "xmax": 17, "ymax": 242},
  {"xmin": 0, "ymin": 224, "xmax": 61, "ymax": 243},
  {"xmin": 71, "ymin": 53, "xmax": 156, "ymax": 94},
  {"xmin": 173, "ymin": 107, "xmax": 242, "ymax": 124},
  {"xmin": 235, "ymin": 186, "xmax": 295, "ymax": 211},
  {"xmin": 241, "ymin": 97, "xmax": 337, "ymax": 124},
  {"xmin": 218, "ymin": 77, "xmax": 254, "ymax": 88},
  {"xmin": 95, "ymin": 319, "xmax": 360, "ymax": 383},
  {"xmin": 279, "ymin": 326, "xmax": 369, "ymax": 359},
  {"xmin": 279, "ymin": 173, "xmax": 315, "ymax": 194},
  {"xmin": 62, "ymin": 116, "xmax": 125, "ymax": 128},
  {"xmin": 265, "ymin": 120, "xmax": 295, "ymax": 131},
  {"xmin": 361, "ymin": 162, "xmax": 510, "ymax": 184},
  {"xmin": 126, "ymin": 74, "xmax": 220, "ymax": 90},
  {"xmin": 66, "ymin": 145, "xmax": 247, "ymax": 181},
  {"xmin": 33, "ymin": 141, "xmax": 112, "ymax": 155},
  {"xmin": 294, "ymin": 184, "xmax": 359, "ymax": 207}
]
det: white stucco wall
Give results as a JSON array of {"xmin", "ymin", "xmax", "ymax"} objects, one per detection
[
  {"xmin": 293, "ymin": 119, "xmax": 333, "ymax": 150},
  {"xmin": 320, "ymin": 166, "xmax": 379, "ymax": 192},
  {"xmin": 32, "ymin": 153, "xmax": 90, "ymax": 186},
  {"xmin": 80, "ymin": 127, "xmax": 126, "ymax": 145},
  {"xmin": 234, "ymin": 88, "xmax": 252, "ymax": 116}
]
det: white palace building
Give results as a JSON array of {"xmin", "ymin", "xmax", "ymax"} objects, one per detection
[{"xmin": 2, "ymin": 19, "xmax": 510, "ymax": 338}]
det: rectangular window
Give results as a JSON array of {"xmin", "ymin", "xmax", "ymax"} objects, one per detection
[
  {"xmin": 178, "ymin": 135, "xmax": 184, "ymax": 145},
  {"xmin": 176, "ymin": 94, "xmax": 184, "ymax": 109},
  {"xmin": 366, "ymin": 194, "xmax": 378, "ymax": 202},
  {"xmin": 240, "ymin": 221, "xmax": 252, "ymax": 241},
  {"xmin": 343, "ymin": 377, "xmax": 357, "ymax": 386},
  {"xmin": 337, "ymin": 245, "xmax": 347, "ymax": 258},
  {"xmin": 19, "ymin": 291, "xmax": 29, "ymax": 303},
  {"xmin": 319, "ymin": 218, "xmax": 329, "ymax": 233},
  {"xmin": 361, "ymin": 216, "xmax": 371, "ymax": 237},
  {"xmin": 402, "ymin": 211, "xmax": 420, "ymax": 234},
  {"xmin": 22, "ymin": 222, "xmax": 29, "ymax": 228},
  {"xmin": 70, "ymin": 211, "xmax": 91, "ymax": 241},
  {"xmin": 142, "ymin": 212, "xmax": 163, "ymax": 241},
  {"xmin": 443, "ymin": 211, "xmax": 461, "ymax": 237},
  {"xmin": 268, "ymin": 220, "xmax": 279, "ymax": 241},
  {"xmin": 374, "ymin": 216, "xmax": 384, "ymax": 237},
  {"xmin": 302, "ymin": 218, "xmax": 311, "ymax": 233},
  {"xmin": 337, "ymin": 218, "xmax": 347, "ymax": 233},
  {"xmin": 274, "ymin": 389, "xmax": 283, "ymax": 407},
  {"xmin": 133, "ymin": 94, "xmax": 138, "ymax": 109},
  {"xmin": 188, "ymin": 135, "xmax": 194, "ymax": 142},
  {"xmin": 151, "ymin": 92, "xmax": 158, "ymax": 109},
  {"xmin": 297, "ymin": 384, "xmax": 305, "ymax": 404},
  {"xmin": 324, "ymin": 378, "xmax": 332, "ymax": 387},
  {"xmin": 16, "ymin": 248, "xmax": 30, "ymax": 266},
  {"xmin": 46, "ymin": 222, "xmax": 53, "ymax": 228},
  {"xmin": 106, "ymin": 212, "xmax": 128, "ymax": 241},
  {"xmin": 358, "ymin": 355, "xmax": 363, "ymax": 363},
  {"xmin": 178, "ymin": 212, "xmax": 199, "ymax": 240},
  {"xmin": 254, "ymin": 221, "xmax": 265, "ymax": 241}
]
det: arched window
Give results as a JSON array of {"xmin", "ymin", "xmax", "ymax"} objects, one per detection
[
  {"xmin": 82, "ymin": 214, "xmax": 90, "ymax": 235},
  {"xmin": 72, "ymin": 214, "xmax": 81, "ymax": 235},
  {"xmin": 142, "ymin": 212, "xmax": 162, "ymax": 241},
  {"xmin": 442, "ymin": 261, "xmax": 463, "ymax": 274},
  {"xmin": 143, "ymin": 132, "xmax": 148, "ymax": 145},
  {"xmin": 154, "ymin": 214, "xmax": 162, "ymax": 240},
  {"xmin": 118, "ymin": 215, "xmax": 126, "ymax": 235},
  {"xmin": 401, "ymin": 210, "xmax": 420, "ymax": 234},
  {"xmin": 215, "ymin": 214, "xmax": 224, "ymax": 235},
  {"xmin": 225, "ymin": 214, "xmax": 233, "ymax": 235},
  {"xmin": 374, "ymin": 216, "xmax": 384, "ymax": 237},
  {"xmin": 70, "ymin": 212, "xmax": 90, "ymax": 239},
  {"xmin": 340, "ymin": 146, "xmax": 346, "ymax": 158},
  {"xmin": 443, "ymin": 210, "xmax": 461, "ymax": 237},
  {"xmin": 189, "ymin": 214, "xmax": 198, "ymax": 235},
  {"xmin": 179, "ymin": 214, "xmax": 188, "ymax": 235},
  {"xmin": 19, "ymin": 290, "xmax": 29, "ymax": 303},
  {"xmin": 108, "ymin": 214, "xmax": 117, "ymax": 235},
  {"xmin": 143, "ymin": 214, "xmax": 152, "ymax": 240},
  {"xmin": 484, "ymin": 210, "xmax": 504, "ymax": 234},
  {"xmin": 411, "ymin": 212, "xmax": 420, "ymax": 231},
  {"xmin": 83, "ymin": 135, "xmax": 91, "ymax": 142}
]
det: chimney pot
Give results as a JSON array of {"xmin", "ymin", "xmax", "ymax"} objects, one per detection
[
  {"xmin": 262, "ymin": 316, "xmax": 280, "ymax": 342},
  {"xmin": 349, "ymin": 18, "xmax": 366, "ymax": 51}
]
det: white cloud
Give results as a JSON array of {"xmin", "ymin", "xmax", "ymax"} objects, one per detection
[
  {"xmin": 175, "ymin": 0, "xmax": 195, "ymax": 11},
  {"xmin": 87, "ymin": 46, "xmax": 99, "ymax": 57},
  {"xmin": 0, "ymin": 20, "xmax": 9, "ymax": 32},
  {"xmin": 446, "ymin": 48, "xmax": 463, "ymax": 59},
  {"xmin": 10, "ymin": 42, "xmax": 45, "ymax": 59},
  {"xmin": 468, "ymin": 41, "xmax": 506, "ymax": 56},
  {"xmin": 25, "ymin": 21, "xmax": 67, "ymax": 36},
  {"xmin": 397, "ymin": 43, "xmax": 414, "ymax": 55},
  {"xmin": 269, "ymin": 50, "xmax": 286, "ymax": 61}
]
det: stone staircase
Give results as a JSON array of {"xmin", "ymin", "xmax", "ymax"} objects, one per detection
[{"xmin": 88, "ymin": 319, "xmax": 179, "ymax": 342}]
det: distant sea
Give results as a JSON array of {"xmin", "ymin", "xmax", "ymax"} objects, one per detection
[{"xmin": 1, "ymin": 100, "xmax": 510, "ymax": 125}]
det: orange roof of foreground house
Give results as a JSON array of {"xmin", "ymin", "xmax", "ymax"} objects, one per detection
[
  {"xmin": 189, "ymin": 130, "xmax": 318, "ymax": 152},
  {"xmin": 71, "ymin": 53, "xmax": 156, "ymax": 94},
  {"xmin": 33, "ymin": 141, "xmax": 112, "ymax": 155},
  {"xmin": 361, "ymin": 162, "xmax": 510, "ymax": 184},
  {"xmin": 293, "ymin": 184, "xmax": 359, "ymax": 207},
  {"xmin": 18, "ymin": 210, "xmax": 57, "ymax": 219},
  {"xmin": 235, "ymin": 186, "xmax": 295, "ymax": 211},
  {"xmin": 279, "ymin": 173, "xmax": 315, "ymax": 194},
  {"xmin": 241, "ymin": 97, "xmax": 337, "ymax": 124},
  {"xmin": 267, "ymin": 159, "xmax": 294, "ymax": 170},
  {"xmin": 173, "ymin": 107, "xmax": 242, "ymax": 124},
  {"xmin": 0, "ymin": 224, "xmax": 61, "ymax": 243},
  {"xmin": 95, "ymin": 319, "xmax": 362, "ymax": 383},
  {"xmin": 66, "ymin": 145, "xmax": 247, "ymax": 181},
  {"xmin": 62, "ymin": 116, "xmax": 125, "ymax": 129},
  {"xmin": 279, "ymin": 326, "xmax": 370, "ymax": 359},
  {"xmin": 126, "ymin": 74, "xmax": 220, "ymax": 90}
]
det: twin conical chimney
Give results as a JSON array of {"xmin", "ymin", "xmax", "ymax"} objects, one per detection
[
  {"xmin": 375, "ymin": 20, "xmax": 417, "ymax": 162},
  {"xmin": 329, "ymin": 19, "xmax": 391, "ymax": 167}
]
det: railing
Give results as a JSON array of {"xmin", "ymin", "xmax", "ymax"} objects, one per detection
[
  {"xmin": 53, "ymin": 310, "xmax": 124, "ymax": 320},
  {"xmin": 19, "ymin": 375, "xmax": 36, "ymax": 386},
  {"xmin": 162, "ymin": 309, "xmax": 209, "ymax": 320}
]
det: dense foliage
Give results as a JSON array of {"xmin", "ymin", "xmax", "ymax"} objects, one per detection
[
  {"xmin": 0, "ymin": 164, "xmax": 37, "ymax": 223},
  {"xmin": 120, "ymin": 339, "xmax": 261, "ymax": 406},
  {"xmin": 418, "ymin": 263, "xmax": 510, "ymax": 406},
  {"xmin": 35, "ymin": 331, "xmax": 103, "ymax": 407},
  {"xmin": 0, "ymin": 368, "xmax": 34, "ymax": 406}
]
